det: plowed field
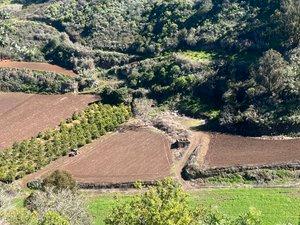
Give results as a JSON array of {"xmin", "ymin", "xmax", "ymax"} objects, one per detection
[
  {"xmin": 204, "ymin": 134, "xmax": 300, "ymax": 168},
  {"xmin": 22, "ymin": 128, "xmax": 172, "ymax": 185},
  {"xmin": 0, "ymin": 92, "xmax": 98, "ymax": 149},
  {"xmin": 0, "ymin": 60, "xmax": 76, "ymax": 77}
]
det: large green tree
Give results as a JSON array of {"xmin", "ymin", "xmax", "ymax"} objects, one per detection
[{"xmin": 105, "ymin": 179, "xmax": 263, "ymax": 225}]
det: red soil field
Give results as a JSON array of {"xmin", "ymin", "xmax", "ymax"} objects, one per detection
[
  {"xmin": 204, "ymin": 133, "xmax": 300, "ymax": 168},
  {"xmin": 0, "ymin": 60, "xmax": 76, "ymax": 77},
  {"xmin": 22, "ymin": 129, "xmax": 172, "ymax": 185},
  {"xmin": 0, "ymin": 92, "xmax": 99, "ymax": 150}
]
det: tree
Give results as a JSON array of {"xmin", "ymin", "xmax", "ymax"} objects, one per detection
[
  {"xmin": 105, "ymin": 178, "xmax": 200, "ymax": 225},
  {"xmin": 3, "ymin": 208, "xmax": 71, "ymax": 225},
  {"xmin": 24, "ymin": 187, "xmax": 90, "ymax": 225},
  {"xmin": 3, "ymin": 208, "xmax": 38, "ymax": 225},
  {"xmin": 41, "ymin": 211, "xmax": 70, "ymax": 225},
  {"xmin": 275, "ymin": 0, "xmax": 300, "ymax": 47},
  {"xmin": 42, "ymin": 170, "xmax": 76, "ymax": 192},
  {"xmin": 252, "ymin": 49, "xmax": 288, "ymax": 95}
]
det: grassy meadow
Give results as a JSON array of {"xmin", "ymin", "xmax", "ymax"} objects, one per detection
[{"xmin": 88, "ymin": 188, "xmax": 300, "ymax": 225}]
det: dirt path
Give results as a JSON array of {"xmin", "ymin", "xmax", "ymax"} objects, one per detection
[
  {"xmin": 0, "ymin": 60, "xmax": 76, "ymax": 77},
  {"xmin": 173, "ymin": 131, "xmax": 210, "ymax": 185}
]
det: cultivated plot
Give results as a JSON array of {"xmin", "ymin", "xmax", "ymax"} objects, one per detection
[
  {"xmin": 0, "ymin": 92, "xmax": 98, "ymax": 149},
  {"xmin": 23, "ymin": 128, "xmax": 173, "ymax": 185},
  {"xmin": 0, "ymin": 60, "xmax": 76, "ymax": 77},
  {"xmin": 204, "ymin": 134, "xmax": 300, "ymax": 168}
]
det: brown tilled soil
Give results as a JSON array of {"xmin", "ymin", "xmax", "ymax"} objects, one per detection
[
  {"xmin": 204, "ymin": 133, "xmax": 300, "ymax": 168},
  {"xmin": 0, "ymin": 92, "xmax": 98, "ymax": 150},
  {"xmin": 0, "ymin": 60, "xmax": 76, "ymax": 77},
  {"xmin": 21, "ymin": 128, "xmax": 172, "ymax": 185}
]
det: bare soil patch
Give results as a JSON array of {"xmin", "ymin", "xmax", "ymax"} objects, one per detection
[
  {"xmin": 0, "ymin": 60, "xmax": 76, "ymax": 77},
  {"xmin": 21, "ymin": 128, "xmax": 172, "ymax": 185},
  {"xmin": 0, "ymin": 92, "xmax": 98, "ymax": 149},
  {"xmin": 204, "ymin": 133, "xmax": 300, "ymax": 168}
]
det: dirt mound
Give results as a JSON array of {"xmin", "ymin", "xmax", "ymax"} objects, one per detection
[
  {"xmin": 21, "ymin": 128, "xmax": 172, "ymax": 185},
  {"xmin": 0, "ymin": 60, "xmax": 76, "ymax": 77},
  {"xmin": 204, "ymin": 134, "xmax": 300, "ymax": 168},
  {"xmin": 0, "ymin": 92, "xmax": 98, "ymax": 150}
]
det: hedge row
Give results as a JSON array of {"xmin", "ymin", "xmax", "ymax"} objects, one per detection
[
  {"xmin": 0, "ymin": 68, "xmax": 76, "ymax": 93},
  {"xmin": 0, "ymin": 103, "xmax": 131, "ymax": 182}
]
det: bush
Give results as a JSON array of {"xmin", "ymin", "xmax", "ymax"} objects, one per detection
[
  {"xmin": 27, "ymin": 180, "xmax": 43, "ymax": 190},
  {"xmin": 41, "ymin": 211, "xmax": 70, "ymax": 225},
  {"xmin": 105, "ymin": 178, "xmax": 200, "ymax": 225},
  {"xmin": 25, "ymin": 187, "xmax": 90, "ymax": 225},
  {"xmin": 42, "ymin": 170, "xmax": 76, "ymax": 192},
  {"xmin": 0, "ymin": 68, "xmax": 75, "ymax": 94},
  {"xmin": 3, "ymin": 208, "xmax": 71, "ymax": 225},
  {"xmin": 3, "ymin": 208, "xmax": 39, "ymax": 225},
  {"xmin": 100, "ymin": 87, "xmax": 132, "ymax": 105}
]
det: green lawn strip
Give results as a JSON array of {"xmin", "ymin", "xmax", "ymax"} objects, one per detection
[
  {"xmin": 87, "ymin": 188, "xmax": 300, "ymax": 225},
  {"xmin": 87, "ymin": 194, "xmax": 132, "ymax": 225},
  {"xmin": 191, "ymin": 188, "xmax": 300, "ymax": 225}
]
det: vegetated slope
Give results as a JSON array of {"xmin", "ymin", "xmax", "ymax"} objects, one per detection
[
  {"xmin": 0, "ymin": 60, "xmax": 76, "ymax": 76},
  {"xmin": 1, "ymin": 0, "xmax": 299, "ymax": 136},
  {"xmin": 0, "ymin": 67, "xmax": 75, "ymax": 93},
  {"xmin": 23, "ymin": 128, "xmax": 172, "ymax": 185},
  {"xmin": 0, "ymin": 92, "xmax": 98, "ymax": 149},
  {"xmin": 204, "ymin": 134, "xmax": 300, "ymax": 168}
]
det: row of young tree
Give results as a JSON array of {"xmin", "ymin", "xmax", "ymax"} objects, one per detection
[{"xmin": 0, "ymin": 103, "xmax": 131, "ymax": 183}]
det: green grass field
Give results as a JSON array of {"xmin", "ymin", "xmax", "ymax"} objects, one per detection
[{"xmin": 88, "ymin": 188, "xmax": 300, "ymax": 225}]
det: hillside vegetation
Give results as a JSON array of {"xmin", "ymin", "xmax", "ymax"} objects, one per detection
[{"xmin": 0, "ymin": 0, "xmax": 299, "ymax": 136}]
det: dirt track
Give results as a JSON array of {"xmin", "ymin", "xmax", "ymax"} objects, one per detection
[
  {"xmin": 0, "ymin": 92, "xmax": 98, "ymax": 150},
  {"xmin": 174, "ymin": 131, "xmax": 209, "ymax": 180},
  {"xmin": 21, "ymin": 128, "xmax": 172, "ymax": 185},
  {"xmin": 203, "ymin": 133, "xmax": 300, "ymax": 168},
  {"xmin": 0, "ymin": 60, "xmax": 76, "ymax": 77}
]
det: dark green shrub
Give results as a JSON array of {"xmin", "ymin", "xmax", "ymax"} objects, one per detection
[
  {"xmin": 27, "ymin": 179, "xmax": 43, "ymax": 190},
  {"xmin": 42, "ymin": 170, "xmax": 76, "ymax": 191}
]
